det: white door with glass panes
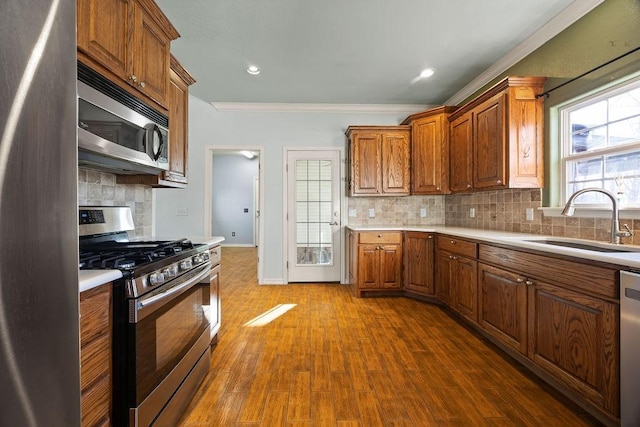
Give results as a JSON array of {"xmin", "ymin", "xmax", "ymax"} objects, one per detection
[{"xmin": 286, "ymin": 150, "xmax": 341, "ymax": 282}]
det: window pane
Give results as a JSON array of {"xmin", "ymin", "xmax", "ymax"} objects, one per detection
[
  {"xmin": 296, "ymin": 181, "xmax": 307, "ymax": 202},
  {"xmin": 320, "ymin": 202, "xmax": 332, "ymax": 222},
  {"xmin": 568, "ymin": 181, "xmax": 608, "ymax": 204},
  {"xmin": 570, "ymin": 100, "xmax": 607, "ymax": 130},
  {"xmin": 296, "ymin": 161, "xmax": 308, "ymax": 180},
  {"xmin": 567, "ymin": 158, "xmax": 602, "ymax": 182},
  {"xmin": 609, "ymin": 116, "xmax": 640, "ymax": 146},
  {"xmin": 604, "ymin": 151, "xmax": 640, "ymax": 177},
  {"xmin": 296, "ymin": 202, "xmax": 308, "ymax": 222},
  {"xmin": 307, "ymin": 161, "xmax": 320, "ymax": 180},
  {"xmin": 609, "ymin": 87, "xmax": 640, "ymax": 121},
  {"xmin": 308, "ymin": 203, "xmax": 320, "ymax": 222},
  {"xmin": 319, "ymin": 161, "xmax": 331, "ymax": 180}
]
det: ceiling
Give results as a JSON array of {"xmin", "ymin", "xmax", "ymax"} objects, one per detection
[{"xmin": 156, "ymin": 0, "xmax": 592, "ymax": 106}]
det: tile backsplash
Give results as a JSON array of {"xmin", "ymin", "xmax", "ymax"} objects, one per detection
[
  {"xmin": 78, "ymin": 168, "xmax": 152, "ymax": 237},
  {"xmin": 347, "ymin": 188, "xmax": 640, "ymax": 245}
]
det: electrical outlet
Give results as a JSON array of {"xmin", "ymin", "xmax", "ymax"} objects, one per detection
[
  {"xmin": 231, "ymin": 232, "xmax": 236, "ymax": 237},
  {"xmin": 348, "ymin": 208, "xmax": 357, "ymax": 217},
  {"xmin": 368, "ymin": 208, "xmax": 375, "ymax": 218},
  {"xmin": 420, "ymin": 208, "xmax": 427, "ymax": 218},
  {"xmin": 176, "ymin": 207, "xmax": 188, "ymax": 216},
  {"xmin": 469, "ymin": 208, "xmax": 475, "ymax": 218},
  {"xmin": 526, "ymin": 208, "xmax": 534, "ymax": 221}
]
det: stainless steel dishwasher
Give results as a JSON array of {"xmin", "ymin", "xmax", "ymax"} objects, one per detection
[{"xmin": 621, "ymin": 270, "xmax": 640, "ymax": 426}]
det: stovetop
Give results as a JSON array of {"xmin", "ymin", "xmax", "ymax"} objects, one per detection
[{"xmin": 79, "ymin": 238, "xmax": 197, "ymax": 270}]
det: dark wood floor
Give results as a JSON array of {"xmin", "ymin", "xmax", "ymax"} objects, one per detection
[{"xmin": 178, "ymin": 247, "xmax": 601, "ymax": 426}]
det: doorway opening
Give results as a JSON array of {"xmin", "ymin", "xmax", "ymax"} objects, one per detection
[{"xmin": 204, "ymin": 146, "xmax": 264, "ymax": 283}]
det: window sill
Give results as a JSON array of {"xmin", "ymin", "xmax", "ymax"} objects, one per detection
[{"xmin": 539, "ymin": 207, "xmax": 640, "ymax": 220}]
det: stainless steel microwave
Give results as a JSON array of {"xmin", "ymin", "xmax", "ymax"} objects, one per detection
[{"xmin": 77, "ymin": 65, "xmax": 169, "ymax": 175}]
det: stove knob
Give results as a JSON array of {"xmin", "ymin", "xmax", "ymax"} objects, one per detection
[
  {"xmin": 180, "ymin": 259, "xmax": 193, "ymax": 271},
  {"xmin": 202, "ymin": 251, "xmax": 210, "ymax": 261},
  {"xmin": 149, "ymin": 272, "xmax": 165, "ymax": 286},
  {"xmin": 193, "ymin": 254, "xmax": 205, "ymax": 264},
  {"xmin": 163, "ymin": 265, "xmax": 178, "ymax": 278}
]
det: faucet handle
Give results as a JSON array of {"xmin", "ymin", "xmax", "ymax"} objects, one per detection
[{"xmin": 623, "ymin": 224, "xmax": 635, "ymax": 237}]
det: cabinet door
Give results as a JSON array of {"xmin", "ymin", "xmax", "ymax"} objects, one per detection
[
  {"xmin": 474, "ymin": 93, "xmax": 506, "ymax": 189},
  {"xmin": 132, "ymin": 1, "xmax": 171, "ymax": 107},
  {"xmin": 358, "ymin": 244, "xmax": 380, "ymax": 289},
  {"xmin": 404, "ymin": 232, "xmax": 435, "ymax": 296},
  {"xmin": 379, "ymin": 244, "xmax": 403, "ymax": 289},
  {"xmin": 351, "ymin": 133, "xmax": 381, "ymax": 195},
  {"xmin": 449, "ymin": 112, "xmax": 473, "ymax": 192},
  {"xmin": 436, "ymin": 250, "xmax": 453, "ymax": 305},
  {"xmin": 77, "ymin": 0, "xmax": 131, "ymax": 81},
  {"xmin": 412, "ymin": 115, "xmax": 446, "ymax": 194},
  {"xmin": 381, "ymin": 131, "xmax": 410, "ymax": 195},
  {"xmin": 528, "ymin": 281, "xmax": 619, "ymax": 415},
  {"xmin": 164, "ymin": 68, "xmax": 189, "ymax": 184},
  {"xmin": 478, "ymin": 263, "xmax": 527, "ymax": 354},
  {"xmin": 452, "ymin": 256, "xmax": 478, "ymax": 323}
]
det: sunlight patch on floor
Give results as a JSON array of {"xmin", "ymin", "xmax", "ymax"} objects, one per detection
[{"xmin": 243, "ymin": 304, "xmax": 297, "ymax": 327}]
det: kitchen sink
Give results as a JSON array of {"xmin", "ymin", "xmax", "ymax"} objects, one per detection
[{"xmin": 523, "ymin": 239, "xmax": 640, "ymax": 253}]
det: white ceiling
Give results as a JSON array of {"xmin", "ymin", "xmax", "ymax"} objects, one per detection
[{"xmin": 156, "ymin": 0, "xmax": 597, "ymax": 106}]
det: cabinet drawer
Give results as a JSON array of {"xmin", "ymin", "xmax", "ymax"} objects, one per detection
[
  {"xmin": 479, "ymin": 244, "xmax": 618, "ymax": 298},
  {"xmin": 81, "ymin": 333, "xmax": 111, "ymax": 391},
  {"xmin": 359, "ymin": 231, "xmax": 402, "ymax": 244},
  {"xmin": 209, "ymin": 245, "xmax": 222, "ymax": 267},
  {"xmin": 437, "ymin": 235, "xmax": 477, "ymax": 258},
  {"xmin": 80, "ymin": 284, "xmax": 111, "ymax": 347}
]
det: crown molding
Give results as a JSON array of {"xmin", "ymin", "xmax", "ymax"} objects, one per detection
[
  {"xmin": 445, "ymin": 0, "xmax": 605, "ymax": 106},
  {"xmin": 210, "ymin": 102, "xmax": 433, "ymax": 114}
]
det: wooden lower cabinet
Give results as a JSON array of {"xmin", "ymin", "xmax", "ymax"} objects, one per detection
[
  {"xmin": 436, "ymin": 236, "xmax": 478, "ymax": 323},
  {"xmin": 404, "ymin": 232, "xmax": 435, "ymax": 296},
  {"xmin": 528, "ymin": 280, "xmax": 619, "ymax": 417},
  {"xmin": 209, "ymin": 245, "xmax": 222, "ymax": 344},
  {"xmin": 349, "ymin": 231, "xmax": 403, "ymax": 297},
  {"xmin": 478, "ymin": 263, "xmax": 529, "ymax": 355},
  {"xmin": 80, "ymin": 282, "xmax": 112, "ymax": 427}
]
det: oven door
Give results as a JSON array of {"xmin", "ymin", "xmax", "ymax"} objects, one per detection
[{"xmin": 128, "ymin": 263, "xmax": 211, "ymax": 426}]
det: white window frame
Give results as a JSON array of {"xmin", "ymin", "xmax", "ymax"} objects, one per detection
[{"xmin": 542, "ymin": 73, "xmax": 640, "ymax": 219}]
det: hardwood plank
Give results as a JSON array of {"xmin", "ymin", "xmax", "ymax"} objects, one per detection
[
  {"xmin": 260, "ymin": 391, "xmax": 289, "ymax": 427},
  {"xmin": 287, "ymin": 371, "xmax": 311, "ymax": 422},
  {"xmin": 311, "ymin": 391, "xmax": 336, "ymax": 427}
]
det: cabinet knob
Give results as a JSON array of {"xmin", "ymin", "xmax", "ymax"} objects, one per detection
[
  {"xmin": 516, "ymin": 278, "xmax": 524, "ymax": 283},
  {"xmin": 377, "ymin": 234, "xmax": 382, "ymax": 238},
  {"xmin": 449, "ymin": 255, "xmax": 454, "ymax": 259},
  {"xmin": 467, "ymin": 184, "xmax": 472, "ymax": 188},
  {"xmin": 138, "ymin": 81, "xmax": 146, "ymax": 88},
  {"xmin": 128, "ymin": 75, "xmax": 137, "ymax": 82},
  {"xmin": 526, "ymin": 280, "xmax": 534, "ymax": 286},
  {"xmin": 497, "ymin": 180, "xmax": 502, "ymax": 184},
  {"xmin": 428, "ymin": 235, "xmax": 433, "ymax": 239},
  {"xmin": 436, "ymin": 187, "xmax": 440, "ymax": 191},
  {"xmin": 450, "ymin": 240, "xmax": 455, "ymax": 244}
]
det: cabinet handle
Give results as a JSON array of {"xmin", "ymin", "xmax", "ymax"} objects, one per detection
[{"xmin": 525, "ymin": 280, "xmax": 534, "ymax": 286}]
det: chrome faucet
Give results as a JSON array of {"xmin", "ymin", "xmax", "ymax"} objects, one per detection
[{"xmin": 562, "ymin": 187, "xmax": 634, "ymax": 244}]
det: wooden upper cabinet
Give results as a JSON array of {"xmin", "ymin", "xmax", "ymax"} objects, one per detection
[
  {"xmin": 77, "ymin": 0, "xmax": 180, "ymax": 111},
  {"xmin": 402, "ymin": 106, "xmax": 456, "ymax": 194},
  {"xmin": 448, "ymin": 76, "xmax": 547, "ymax": 192},
  {"xmin": 347, "ymin": 126, "xmax": 410, "ymax": 196},
  {"xmin": 449, "ymin": 112, "xmax": 474, "ymax": 192},
  {"xmin": 77, "ymin": 0, "xmax": 131, "ymax": 82}
]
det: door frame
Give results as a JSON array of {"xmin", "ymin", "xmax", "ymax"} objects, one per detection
[
  {"xmin": 282, "ymin": 147, "xmax": 347, "ymax": 284},
  {"xmin": 204, "ymin": 145, "xmax": 265, "ymax": 284}
]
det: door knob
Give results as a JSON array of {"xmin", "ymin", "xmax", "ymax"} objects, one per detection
[{"xmin": 328, "ymin": 221, "xmax": 339, "ymax": 226}]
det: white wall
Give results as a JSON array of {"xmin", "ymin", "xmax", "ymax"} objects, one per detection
[
  {"xmin": 155, "ymin": 95, "xmax": 419, "ymax": 282},
  {"xmin": 212, "ymin": 154, "xmax": 258, "ymax": 245}
]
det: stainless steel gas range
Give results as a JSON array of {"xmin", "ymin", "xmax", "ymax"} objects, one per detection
[{"xmin": 79, "ymin": 206, "xmax": 211, "ymax": 426}]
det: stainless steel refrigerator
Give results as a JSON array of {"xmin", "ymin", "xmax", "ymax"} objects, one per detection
[{"xmin": 0, "ymin": 0, "xmax": 79, "ymax": 425}]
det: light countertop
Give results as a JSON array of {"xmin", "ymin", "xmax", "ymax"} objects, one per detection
[{"xmin": 347, "ymin": 225, "xmax": 640, "ymax": 270}]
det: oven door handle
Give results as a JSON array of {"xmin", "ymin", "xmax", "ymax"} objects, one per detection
[{"xmin": 132, "ymin": 263, "xmax": 210, "ymax": 323}]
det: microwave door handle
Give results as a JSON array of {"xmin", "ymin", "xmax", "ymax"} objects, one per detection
[
  {"xmin": 131, "ymin": 263, "xmax": 210, "ymax": 323},
  {"xmin": 153, "ymin": 125, "xmax": 163, "ymax": 160}
]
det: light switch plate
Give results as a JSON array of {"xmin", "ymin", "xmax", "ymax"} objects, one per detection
[
  {"xmin": 470, "ymin": 208, "xmax": 475, "ymax": 218},
  {"xmin": 420, "ymin": 208, "xmax": 427, "ymax": 218},
  {"xmin": 348, "ymin": 208, "xmax": 357, "ymax": 217},
  {"xmin": 526, "ymin": 208, "xmax": 534, "ymax": 221},
  {"xmin": 176, "ymin": 207, "xmax": 188, "ymax": 216},
  {"xmin": 368, "ymin": 208, "xmax": 375, "ymax": 218}
]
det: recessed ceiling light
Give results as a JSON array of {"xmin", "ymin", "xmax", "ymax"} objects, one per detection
[
  {"xmin": 247, "ymin": 65, "xmax": 261, "ymax": 75},
  {"xmin": 419, "ymin": 68, "xmax": 435, "ymax": 78}
]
